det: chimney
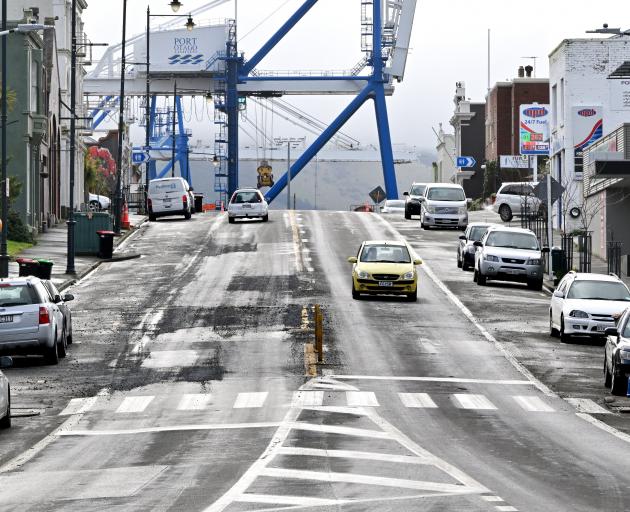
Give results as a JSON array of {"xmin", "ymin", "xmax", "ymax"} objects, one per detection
[
  {"xmin": 518, "ymin": 66, "xmax": 525, "ymax": 78},
  {"xmin": 525, "ymin": 65, "xmax": 533, "ymax": 78}
]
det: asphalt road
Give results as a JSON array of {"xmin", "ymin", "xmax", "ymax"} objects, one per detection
[{"xmin": 0, "ymin": 210, "xmax": 629, "ymax": 511}]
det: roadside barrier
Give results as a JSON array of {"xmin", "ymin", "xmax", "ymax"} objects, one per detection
[{"xmin": 314, "ymin": 304, "xmax": 324, "ymax": 363}]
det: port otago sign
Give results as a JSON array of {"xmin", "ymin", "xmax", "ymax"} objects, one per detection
[{"xmin": 519, "ymin": 104, "xmax": 550, "ymax": 156}]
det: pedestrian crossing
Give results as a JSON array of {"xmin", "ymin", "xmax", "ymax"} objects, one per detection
[{"xmin": 58, "ymin": 390, "xmax": 570, "ymax": 416}]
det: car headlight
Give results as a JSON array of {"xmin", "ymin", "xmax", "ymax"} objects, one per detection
[
  {"xmin": 467, "ymin": 245, "xmax": 476, "ymax": 253},
  {"xmin": 402, "ymin": 270, "xmax": 415, "ymax": 280},
  {"xmin": 527, "ymin": 258, "xmax": 541, "ymax": 265},
  {"xmin": 484, "ymin": 254, "xmax": 499, "ymax": 262},
  {"xmin": 569, "ymin": 310, "xmax": 589, "ymax": 318},
  {"xmin": 620, "ymin": 349, "xmax": 630, "ymax": 361},
  {"xmin": 425, "ymin": 205, "xmax": 436, "ymax": 214},
  {"xmin": 458, "ymin": 206, "xmax": 467, "ymax": 215},
  {"xmin": 357, "ymin": 270, "xmax": 369, "ymax": 279}
]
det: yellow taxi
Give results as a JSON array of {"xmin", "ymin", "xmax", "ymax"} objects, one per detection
[{"xmin": 348, "ymin": 240, "xmax": 422, "ymax": 302}]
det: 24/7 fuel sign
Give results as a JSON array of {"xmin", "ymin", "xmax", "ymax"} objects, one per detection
[{"xmin": 519, "ymin": 104, "xmax": 550, "ymax": 155}]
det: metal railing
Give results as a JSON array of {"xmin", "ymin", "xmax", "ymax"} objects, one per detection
[{"xmin": 607, "ymin": 241, "xmax": 623, "ymax": 276}]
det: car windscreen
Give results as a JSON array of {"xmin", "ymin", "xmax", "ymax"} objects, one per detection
[
  {"xmin": 485, "ymin": 232, "xmax": 539, "ymax": 250},
  {"xmin": 149, "ymin": 180, "xmax": 182, "ymax": 194},
  {"xmin": 567, "ymin": 281, "xmax": 630, "ymax": 301},
  {"xmin": 409, "ymin": 185, "xmax": 425, "ymax": 196},
  {"xmin": 468, "ymin": 226, "xmax": 489, "ymax": 242},
  {"xmin": 426, "ymin": 187, "xmax": 465, "ymax": 201},
  {"xmin": 232, "ymin": 192, "xmax": 261, "ymax": 204},
  {"xmin": 0, "ymin": 284, "xmax": 40, "ymax": 307},
  {"xmin": 360, "ymin": 245, "xmax": 411, "ymax": 263}
]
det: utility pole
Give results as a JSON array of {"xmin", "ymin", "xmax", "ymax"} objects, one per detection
[
  {"xmin": 275, "ymin": 137, "xmax": 304, "ymax": 210},
  {"xmin": 114, "ymin": 0, "xmax": 128, "ymax": 234},
  {"xmin": 0, "ymin": 0, "xmax": 8, "ymax": 277},
  {"xmin": 65, "ymin": 0, "xmax": 77, "ymax": 274},
  {"xmin": 145, "ymin": 5, "xmax": 151, "ymax": 199}
]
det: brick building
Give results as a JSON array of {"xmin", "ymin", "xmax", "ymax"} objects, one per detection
[{"xmin": 485, "ymin": 68, "xmax": 550, "ymax": 162}]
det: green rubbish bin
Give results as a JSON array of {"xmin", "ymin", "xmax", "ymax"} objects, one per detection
[
  {"xmin": 74, "ymin": 212, "xmax": 113, "ymax": 255},
  {"xmin": 35, "ymin": 259, "xmax": 54, "ymax": 280}
]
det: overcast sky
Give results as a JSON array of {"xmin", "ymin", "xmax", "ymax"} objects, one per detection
[{"xmin": 82, "ymin": 0, "xmax": 623, "ymax": 153}]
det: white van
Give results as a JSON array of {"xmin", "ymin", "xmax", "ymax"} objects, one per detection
[
  {"xmin": 147, "ymin": 177, "xmax": 193, "ymax": 221},
  {"xmin": 420, "ymin": 183, "xmax": 469, "ymax": 230}
]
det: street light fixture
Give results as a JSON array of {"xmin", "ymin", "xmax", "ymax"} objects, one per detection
[
  {"xmin": 170, "ymin": 0, "xmax": 182, "ymax": 13},
  {"xmin": 185, "ymin": 15, "xmax": 195, "ymax": 31},
  {"xmin": 205, "ymin": 92, "xmax": 213, "ymax": 105},
  {"xmin": 0, "ymin": 8, "xmax": 53, "ymax": 277},
  {"xmin": 212, "ymin": 154, "xmax": 220, "ymax": 167}
]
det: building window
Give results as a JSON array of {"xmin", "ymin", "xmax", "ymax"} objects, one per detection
[
  {"xmin": 30, "ymin": 59, "xmax": 39, "ymax": 114},
  {"xmin": 559, "ymin": 78, "xmax": 565, "ymax": 125},
  {"xmin": 551, "ymin": 84, "xmax": 558, "ymax": 129}
]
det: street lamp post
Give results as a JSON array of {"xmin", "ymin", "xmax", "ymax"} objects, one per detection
[
  {"xmin": 274, "ymin": 137, "xmax": 305, "ymax": 211},
  {"xmin": 66, "ymin": 0, "xmax": 78, "ymax": 273},
  {"xmin": 0, "ymin": 9, "xmax": 51, "ymax": 277},
  {"xmin": 114, "ymin": 0, "xmax": 128, "ymax": 235}
]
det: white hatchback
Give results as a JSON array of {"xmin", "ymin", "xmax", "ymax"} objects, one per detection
[
  {"xmin": 493, "ymin": 182, "xmax": 542, "ymax": 222},
  {"xmin": 550, "ymin": 272, "xmax": 630, "ymax": 342},
  {"xmin": 228, "ymin": 189, "xmax": 269, "ymax": 223},
  {"xmin": 147, "ymin": 177, "xmax": 193, "ymax": 221}
]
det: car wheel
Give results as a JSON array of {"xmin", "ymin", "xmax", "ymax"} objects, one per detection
[
  {"xmin": 228, "ymin": 217, "xmax": 235, "ymax": 224},
  {"xmin": 149, "ymin": 214, "xmax": 156, "ymax": 222},
  {"xmin": 560, "ymin": 317, "xmax": 571, "ymax": 344},
  {"xmin": 352, "ymin": 282, "xmax": 361, "ymax": 300},
  {"xmin": 499, "ymin": 204, "xmax": 513, "ymax": 222},
  {"xmin": 57, "ymin": 326, "xmax": 67, "ymax": 359},
  {"xmin": 406, "ymin": 289, "xmax": 418, "ymax": 302},
  {"xmin": 457, "ymin": 252, "xmax": 462, "ymax": 268},
  {"xmin": 67, "ymin": 326, "xmax": 73, "ymax": 345},
  {"xmin": 404, "ymin": 210, "xmax": 411, "ymax": 220},
  {"xmin": 473, "ymin": 269, "xmax": 478, "ymax": 282},
  {"xmin": 527, "ymin": 279, "xmax": 543, "ymax": 291},
  {"xmin": 44, "ymin": 332, "xmax": 59, "ymax": 365},
  {"xmin": 0, "ymin": 388, "xmax": 10, "ymax": 429},
  {"xmin": 610, "ymin": 360, "xmax": 628, "ymax": 395},
  {"xmin": 604, "ymin": 356, "xmax": 612, "ymax": 388},
  {"xmin": 549, "ymin": 312, "xmax": 559, "ymax": 337},
  {"xmin": 262, "ymin": 215, "xmax": 269, "ymax": 222},
  {"xmin": 184, "ymin": 210, "xmax": 192, "ymax": 220},
  {"xmin": 477, "ymin": 271, "xmax": 487, "ymax": 286},
  {"xmin": 462, "ymin": 259, "xmax": 470, "ymax": 271}
]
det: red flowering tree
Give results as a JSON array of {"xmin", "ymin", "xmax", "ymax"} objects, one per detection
[{"xmin": 85, "ymin": 146, "xmax": 116, "ymax": 200}]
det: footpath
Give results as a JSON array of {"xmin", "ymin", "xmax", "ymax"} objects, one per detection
[{"xmin": 8, "ymin": 213, "xmax": 147, "ymax": 291}]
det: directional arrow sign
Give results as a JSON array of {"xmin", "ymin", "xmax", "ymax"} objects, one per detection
[
  {"xmin": 132, "ymin": 151, "xmax": 150, "ymax": 165},
  {"xmin": 457, "ymin": 156, "xmax": 476, "ymax": 168}
]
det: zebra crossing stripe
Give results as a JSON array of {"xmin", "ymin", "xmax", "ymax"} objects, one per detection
[
  {"xmin": 399, "ymin": 393, "xmax": 438, "ymax": 408},
  {"xmin": 291, "ymin": 391, "xmax": 324, "ymax": 407},
  {"xmin": 178, "ymin": 394, "xmax": 212, "ymax": 411},
  {"xmin": 566, "ymin": 398, "xmax": 611, "ymax": 415},
  {"xmin": 453, "ymin": 394, "xmax": 497, "ymax": 410},
  {"xmin": 513, "ymin": 396, "xmax": 554, "ymax": 412},
  {"xmin": 346, "ymin": 391, "xmax": 379, "ymax": 407},
  {"xmin": 59, "ymin": 397, "xmax": 99, "ymax": 416},
  {"xmin": 233, "ymin": 392, "xmax": 268, "ymax": 409},
  {"xmin": 116, "ymin": 396, "xmax": 155, "ymax": 413}
]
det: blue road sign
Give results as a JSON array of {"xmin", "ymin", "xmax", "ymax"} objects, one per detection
[
  {"xmin": 132, "ymin": 151, "xmax": 150, "ymax": 164},
  {"xmin": 457, "ymin": 156, "xmax": 477, "ymax": 168}
]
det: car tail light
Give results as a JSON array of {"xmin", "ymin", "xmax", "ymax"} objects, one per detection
[
  {"xmin": 39, "ymin": 306, "xmax": 50, "ymax": 325},
  {"xmin": 147, "ymin": 198, "xmax": 152, "ymax": 211},
  {"xmin": 491, "ymin": 196, "xmax": 496, "ymax": 205},
  {"xmin": 182, "ymin": 195, "xmax": 188, "ymax": 205}
]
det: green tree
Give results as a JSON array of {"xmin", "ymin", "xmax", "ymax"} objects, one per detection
[{"xmin": 482, "ymin": 160, "xmax": 498, "ymax": 200}]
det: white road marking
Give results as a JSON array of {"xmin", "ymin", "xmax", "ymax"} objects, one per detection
[
  {"xmin": 496, "ymin": 507, "xmax": 518, "ymax": 511},
  {"xmin": 513, "ymin": 396, "xmax": 555, "ymax": 412},
  {"xmin": 566, "ymin": 398, "xmax": 611, "ymax": 415},
  {"xmin": 331, "ymin": 375, "xmax": 532, "ymax": 385},
  {"xmin": 141, "ymin": 349, "xmax": 198, "ymax": 368},
  {"xmin": 306, "ymin": 266, "xmax": 314, "ymax": 272},
  {"xmin": 277, "ymin": 447, "xmax": 429, "ymax": 465},
  {"xmin": 575, "ymin": 413, "xmax": 630, "ymax": 444},
  {"xmin": 233, "ymin": 392, "xmax": 268, "ymax": 409},
  {"xmin": 260, "ymin": 467, "xmax": 482, "ymax": 494},
  {"xmin": 301, "ymin": 239, "xmax": 309, "ymax": 243},
  {"xmin": 482, "ymin": 496, "xmax": 504, "ymax": 502},
  {"xmin": 291, "ymin": 391, "xmax": 323, "ymax": 407},
  {"xmin": 235, "ymin": 494, "xmax": 339, "ymax": 506},
  {"xmin": 177, "ymin": 394, "xmax": 212, "ymax": 410},
  {"xmin": 302, "ymin": 405, "xmax": 369, "ymax": 416},
  {"xmin": 59, "ymin": 397, "xmax": 99, "ymax": 416},
  {"xmin": 289, "ymin": 422, "xmax": 391, "ymax": 439},
  {"xmin": 346, "ymin": 391, "xmax": 379, "ymax": 407},
  {"xmin": 453, "ymin": 394, "xmax": 497, "ymax": 410},
  {"xmin": 57, "ymin": 422, "xmax": 282, "ymax": 437},
  {"xmin": 116, "ymin": 396, "xmax": 155, "ymax": 414},
  {"xmin": 399, "ymin": 393, "xmax": 438, "ymax": 409}
]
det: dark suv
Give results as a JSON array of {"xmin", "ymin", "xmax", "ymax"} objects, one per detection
[{"xmin": 403, "ymin": 182, "xmax": 427, "ymax": 219}]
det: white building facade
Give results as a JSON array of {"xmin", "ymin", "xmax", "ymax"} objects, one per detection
[
  {"xmin": 549, "ymin": 35, "xmax": 630, "ymax": 230},
  {"xmin": 434, "ymin": 124, "xmax": 457, "ymax": 183}
]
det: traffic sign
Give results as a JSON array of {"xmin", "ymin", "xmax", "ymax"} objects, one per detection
[
  {"xmin": 457, "ymin": 156, "xmax": 476, "ymax": 168},
  {"xmin": 500, "ymin": 155, "xmax": 529, "ymax": 169},
  {"xmin": 369, "ymin": 186, "xmax": 386, "ymax": 204},
  {"xmin": 533, "ymin": 175, "xmax": 564, "ymax": 204},
  {"xmin": 132, "ymin": 151, "xmax": 150, "ymax": 164}
]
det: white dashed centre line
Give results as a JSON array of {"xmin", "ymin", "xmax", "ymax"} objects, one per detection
[
  {"xmin": 178, "ymin": 394, "xmax": 213, "ymax": 410},
  {"xmin": 452, "ymin": 394, "xmax": 497, "ymax": 410},
  {"xmin": 399, "ymin": 393, "xmax": 438, "ymax": 409},
  {"xmin": 116, "ymin": 396, "xmax": 155, "ymax": 414},
  {"xmin": 233, "ymin": 392, "xmax": 269, "ymax": 409}
]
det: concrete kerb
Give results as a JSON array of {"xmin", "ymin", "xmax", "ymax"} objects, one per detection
[{"xmin": 57, "ymin": 217, "xmax": 147, "ymax": 292}]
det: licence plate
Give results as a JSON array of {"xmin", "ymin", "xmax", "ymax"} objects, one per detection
[
  {"xmin": 0, "ymin": 315, "xmax": 13, "ymax": 323},
  {"xmin": 597, "ymin": 324, "xmax": 608, "ymax": 332},
  {"xmin": 379, "ymin": 281, "xmax": 393, "ymax": 287},
  {"xmin": 163, "ymin": 198, "xmax": 172, "ymax": 203},
  {"xmin": 242, "ymin": 204, "xmax": 252, "ymax": 209},
  {"xmin": 508, "ymin": 269, "xmax": 520, "ymax": 275}
]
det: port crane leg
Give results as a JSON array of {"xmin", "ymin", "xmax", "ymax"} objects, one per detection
[{"xmin": 373, "ymin": 82, "xmax": 398, "ymax": 199}]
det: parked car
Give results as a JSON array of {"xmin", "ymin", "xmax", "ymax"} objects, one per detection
[
  {"xmin": 348, "ymin": 240, "xmax": 422, "ymax": 301},
  {"xmin": 0, "ymin": 356, "xmax": 10, "ymax": 429},
  {"xmin": 0, "ymin": 277, "xmax": 69, "ymax": 364},
  {"xmin": 550, "ymin": 272, "xmax": 630, "ymax": 343},
  {"xmin": 381, "ymin": 199, "xmax": 406, "ymax": 214},
  {"xmin": 41, "ymin": 281, "xmax": 74, "ymax": 345},
  {"xmin": 420, "ymin": 183, "xmax": 469, "ymax": 230},
  {"xmin": 474, "ymin": 226, "xmax": 548, "ymax": 290},
  {"xmin": 88, "ymin": 193, "xmax": 111, "ymax": 211},
  {"xmin": 457, "ymin": 222, "xmax": 496, "ymax": 271},
  {"xmin": 493, "ymin": 182, "xmax": 543, "ymax": 222},
  {"xmin": 603, "ymin": 308, "xmax": 630, "ymax": 395},
  {"xmin": 403, "ymin": 182, "xmax": 427, "ymax": 219},
  {"xmin": 147, "ymin": 177, "xmax": 193, "ymax": 221},
  {"xmin": 228, "ymin": 188, "xmax": 269, "ymax": 223}
]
